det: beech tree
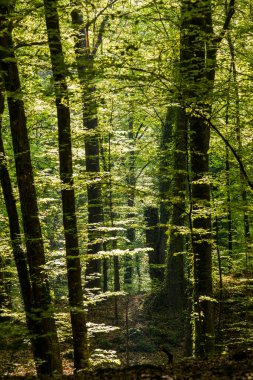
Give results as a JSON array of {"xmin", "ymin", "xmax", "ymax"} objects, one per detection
[
  {"xmin": 43, "ymin": 0, "xmax": 89, "ymax": 369},
  {"xmin": 178, "ymin": 0, "xmax": 235, "ymax": 355},
  {"xmin": 1, "ymin": 0, "xmax": 253, "ymax": 375},
  {"xmin": 0, "ymin": 3, "xmax": 62, "ymax": 376},
  {"xmin": 70, "ymin": 0, "xmax": 113, "ymax": 290}
]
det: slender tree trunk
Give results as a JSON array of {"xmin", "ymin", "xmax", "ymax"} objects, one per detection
[
  {"xmin": 224, "ymin": 73, "xmax": 233, "ymax": 269},
  {"xmin": 107, "ymin": 133, "xmax": 120, "ymax": 321},
  {"xmin": 225, "ymin": 147, "xmax": 233, "ymax": 267},
  {"xmin": 0, "ymin": 255, "xmax": 11, "ymax": 316},
  {"xmin": 124, "ymin": 116, "xmax": 135, "ymax": 288},
  {"xmin": 228, "ymin": 36, "xmax": 251, "ymax": 268},
  {"xmin": 144, "ymin": 207, "xmax": 164, "ymax": 287},
  {"xmin": 1, "ymin": 86, "xmax": 53, "ymax": 361},
  {"xmin": 0, "ymin": 86, "xmax": 32, "ymax": 314},
  {"xmin": 0, "ymin": 90, "xmax": 12, "ymax": 314},
  {"xmin": 158, "ymin": 107, "xmax": 175, "ymax": 280},
  {"xmin": 213, "ymin": 210, "xmax": 223, "ymax": 339},
  {"xmin": 71, "ymin": 1, "xmax": 105, "ymax": 289},
  {"xmin": 43, "ymin": 0, "xmax": 89, "ymax": 369},
  {"xmin": 164, "ymin": 106, "xmax": 187, "ymax": 309},
  {"xmin": 100, "ymin": 133, "xmax": 110, "ymax": 292},
  {"xmin": 190, "ymin": 113, "xmax": 214, "ymax": 356},
  {"xmin": 0, "ymin": 7, "xmax": 62, "ymax": 376}
]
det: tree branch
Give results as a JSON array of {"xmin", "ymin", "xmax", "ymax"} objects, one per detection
[
  {"xmin": 92, "ymin": 15, "xmax": 108, "ymax": 55},
  {"xmin": 191, "ymin": 109, "xmax": 253, "ymax": 191},
  {"xmin": 153, "ymin": 0, "xmax": 170, "ymax": 41},
  {"xmin": 91, "ymin": 0, "xmax": 117, "ymax": 55},
  {"xmin": 135, "ymin": 161, "xmax": 151, "ymax": 181},
  {"xmin": 216, "ymin": 0, "xmax": 235, "ymax": 45},
  {"xmin": 135, "ymin": 123, "xmax": 144, "ymax": 140},
  {"xmin": 85, "ymin": 0, "xmax": 119, "ymax": 29},
  {"xmin": 15, "ymin": 41, "xmax": 47, "ymax": 49}
]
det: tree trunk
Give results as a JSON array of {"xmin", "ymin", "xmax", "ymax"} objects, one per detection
[
  {"xmin": 71, "ymin": 1, "xmax": 105, "ymax": 290},
  {"xmin": 0, "ymin": 86, "xmax": 32, "ymax": 314},
  {"xmin": 164, "ymin": 106, "xmax": 187, "ymax": 309},
  {"xmin": 124, "ymin": 116, "xmax": 135, "ymax": 288},
  {"xmin": 225, "ymin": 147, "xmax": 233, "ymax": 267},
  {"xmin": 144, "ymin": 207, "xmax": 164, "ymax": 287},
  {"xmin": 0, "ymin": 6, "xmax": 62, "ymax": 376},
  {"xmin": 180, "ymin": 0, "xmax": 217, "ymax": 355},
  {"xmin": 158, "ymin": 107, "xmax": 175, "ymax": 282},
  {"xmin": 0, "ymin": 255, "xmax": 11, "ymax": 317},
  {"xmin": 228, "ymin": 36, "xmax": 252, "ymax": 269},
  {"xmin": 43, "ymin": 0, "xmax": 89, "ymax": 369},
  {"xmin": 107, "ymin": 133, "xmax": 120, "ymax": 320}
]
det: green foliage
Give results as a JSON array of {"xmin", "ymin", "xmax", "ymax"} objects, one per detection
[{"xmin": 1, "ymin": 0, "xmax": 253, "ymax": 374}]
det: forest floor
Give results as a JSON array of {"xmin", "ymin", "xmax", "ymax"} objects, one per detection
[{"xmin": 0, "ymin": 274, "xmax": 253, "ymax": 379}]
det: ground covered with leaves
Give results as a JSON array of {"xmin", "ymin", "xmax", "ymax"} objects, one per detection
[{"xmin": 1, "ymin": 275, "xmax": 253, "ymax": 379}]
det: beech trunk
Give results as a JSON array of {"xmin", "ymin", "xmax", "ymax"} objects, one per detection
[
  {"xmin": 43, "ymin": 0, "xmax": 89, "ymax": 369},
  {"xmin": 0, "ymin": 6, "xmax": 62, "ymax": 376}
]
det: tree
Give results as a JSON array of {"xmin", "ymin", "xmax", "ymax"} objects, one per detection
[
  {"xmin": 43, "ymin": 0, "xmax": 89, "ymax": 369},
  {"xmin": 0, "ymin": 84, "xmax": 32, "ymax": 326},
  {"xmin": 0, "ymin": 3, "xmax": 62, "ymax": 376},
  {"xmin": 179, "ymin": 0, "xmax": 235, "ymax": 355},
  {"xmin": 2, "ymin": 0, "xmax": 253, "ymax": 374},
  {"xmin": 70, "ymin": 0, "xmax": 110, "ymax": 290},
  {"xmin": 144, "ymin": 206, "xmax": 164, "ymax": 286},
  {"xmin": 163, "ymin": 105, "xmax": 187, "ymax": 310},
  {"xmin": 228, "ymin": 34, "xmax": 251, "ymax": 268}
]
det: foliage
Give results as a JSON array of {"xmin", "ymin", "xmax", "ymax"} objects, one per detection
[{"xmin": 1, "ymin": 0, "xmax": 253, "ymax": 376}]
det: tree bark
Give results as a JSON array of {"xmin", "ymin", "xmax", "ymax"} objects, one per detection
[
  {"xmin": 225, "ymin": 146, "xmax": 233, "ymax": 267},
  {"xmin": 164, "ymin": 106, "xmax": 187, "ymax": 309},
  {"xmin": 71, "ymin": 1, "xmax": 105, "ymax": 289},
  {"xmin": 0, "ymin": 86, "xmax": 32, "ymax": 315},
  {"xmin": 0, "ymin": 5, "xmax": 62, "ymax": 376},
  {"xmin": 158, "ymin": 107, "xmax": 175, "ymax": 282},
  {"xmin": 124, "ymin": 116, "xmax": 135, "ymax": 288},
  {"xmin": 228, "ymin": 36, "xmax": 252, "ymax": 268},
  {"xmin": 180, "ymin": 0, "xmax": 216, "ymax": 356},
  {"xmin": 144, "ymin": 207, "xmax": 164, "ymax": 287},
  {"xmin": 43, "ymin": 0, "xmax": 89, "ymax": 369}
]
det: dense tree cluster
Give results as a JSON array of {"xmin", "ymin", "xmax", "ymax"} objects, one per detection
[{"xmin": 0, "ymin": 0, "xmax": 253, "ymax": 378}]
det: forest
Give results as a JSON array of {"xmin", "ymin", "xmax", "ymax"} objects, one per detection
[{"xmin": 0, "ymin": 0, "xmax": 253, "ymax": 378}]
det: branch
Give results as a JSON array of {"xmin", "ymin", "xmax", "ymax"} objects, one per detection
[
  {"xmin": 92, "ymin": 0, "xmax": 117, "ymax": 55},
  {"xmin": 135, "ymin": 161, "xmax": 151, "ymax": 181},
  {"xmin": 216, "ymin": 0, "xmax": 235, "ymax": 45},
  {"xmin": 15, "ymin": 41, "xmax": 47, "ymax": 49},
  {"xmin": 153, "ymin": 0, "xmax": 170, "ymax": 41},
  {"xmin": 191, "ymin": 109, "xmax": 253, "ymax": 191},
  {"xmin": 92, "ymin": 16, "xmax": 108, "ymax": 55},
  {"xmin": 85, "ymin": 0, "xmax": 119, "ymax": 29},
  {"xmin": 135, "ymin": 123, "xmax": 144, "ymax": 140}
]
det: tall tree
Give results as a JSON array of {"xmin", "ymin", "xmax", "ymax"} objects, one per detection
[
  {"xmin": 124, "ymin": 114, "xmax": 135, "ymax": 288},
  {"xmin": 144, "ymin": 206, "xmax": 164, "ymax": 286},
  {"xmin": 43, "ymin": 0, "xmax": 89, "ymax": 369},
  {"xmin": 158, "ymin": 107, "xmax": 175, "ymax": 284},
  {"xmin": 228, "ymin": 35, "xmax": 251, "ymax": 268},
  {"xmin": 179, "ymin": 0, "xmax": 235, "ymax": 355},
  {"xmin": 0, "ymin": 85, "xmax": 32, "ymax": 326},
  {"xmin": 0, "ymin": 4, "xmax": 62, "ymax": 376},
  {"xmin": 70, "ymin": 0, "xmax": 109, "ymax": 289},
  {"xmin": 164, "ymin": 105, "xmax": 187, "ymax": 309},
  {"xmin": 180, "ymin": 0, "xmax": 215, "ymax": 356}
]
